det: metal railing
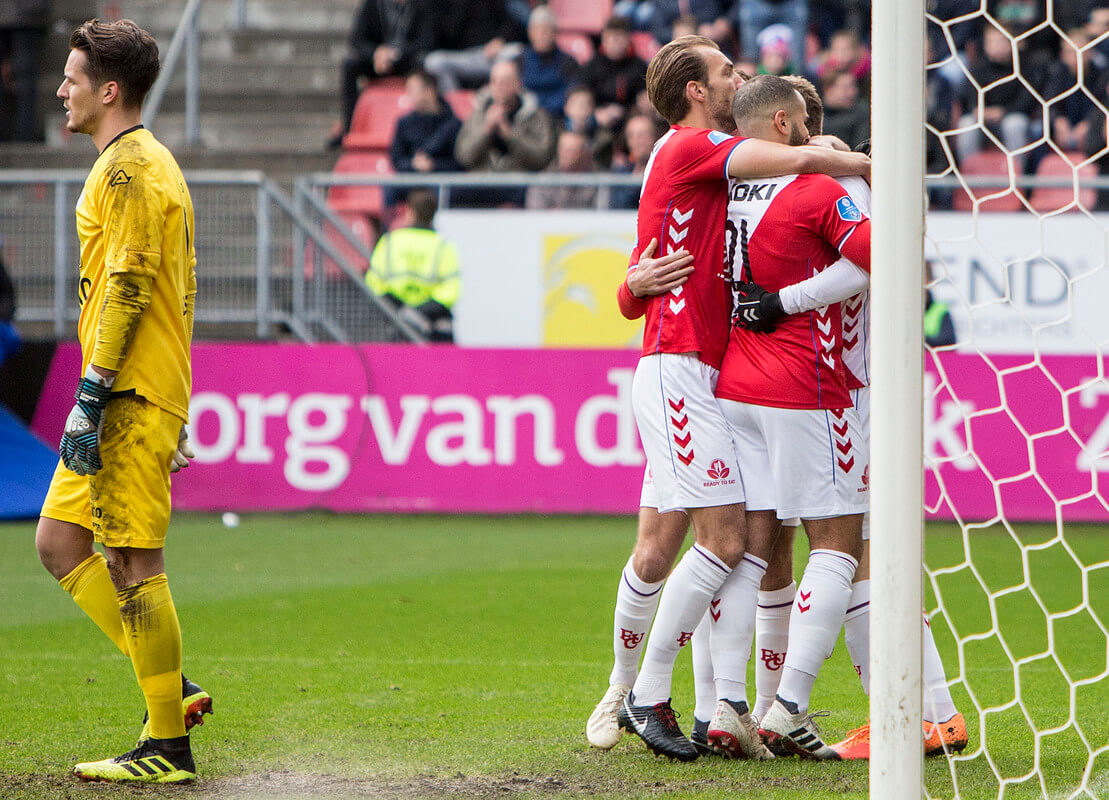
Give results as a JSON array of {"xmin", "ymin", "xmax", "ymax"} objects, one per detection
[
  {"xmin": 142, "ymin": 0, "xmax": 249, "ymax": 146},
  {"xmin": 144, "ymin": 0, "xmax": 204, "ymax": 146},
  {"xmin": 0, "ymin": 170, "xmax": 420, "ymax": 344},
  {"xmin": 4, "ymin": 168, "xmax": 1108, "ymax": 344}
]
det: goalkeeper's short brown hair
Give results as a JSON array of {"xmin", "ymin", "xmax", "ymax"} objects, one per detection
[
  {"xmin": 70, "ymin": 19, "xmax": 160, "ymax": 110},
  {"xmin": 646, "ymin": 35, "xmax": 720, "ymax": 125}
]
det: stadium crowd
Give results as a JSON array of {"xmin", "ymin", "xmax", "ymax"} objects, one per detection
[{"xmin": 330, "ymin": 0, "xmax": 1109, "ymax": 216}]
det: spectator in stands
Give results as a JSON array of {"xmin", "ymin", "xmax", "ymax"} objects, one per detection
[
  {"xmin": 755, "ymin": 24, "xmax": 796, "ymax": 76},
  {"xmin": 0, "ymin": 235, "xmax": 19, "ymax": 366},
  {"xmin": 926, "ymin": 37, "xmax": 958, "ymax": 207},
  {"xmin": 609, "ymin": 113, "xmax": 662, "ymax": 209},
  {"xmin": 579, "ymin": 16, "xmax": 648, "ymax": 134},
  {"xmin": 955, "ymin": 23, "xmax": 1041, "ymax": 167},
  {"xmin": 1087, "ymin": 7, "xmax": 1109, "ymax": 69},
  {"xmin": 389, "ymin": 68, "xmax": 462, "ymax": 204},
  {"xmin": 1082, "ymin": 69, "xmax": 1109, "ymax": 209},
  {"xmin": 646, "ymin": 1, "xmax": 735, "ymax": 50},
  {"xmin": 526, "ymin": 130, "xmax": 598, "ymax": 210},
  {"xmin": 924, "ymin": 291, "xmax": 957, "ymax": 348},
  {"xmin": 424, "ymin": 0, "xmax": 526, "ymax": 93},
  {"xmin": 455, "ymin": 59, "xmax": 556, "ymax": 205},
  {"xmin": 0, "ymin": 0, "xmax": 49, "ymax": 141},
  {"xmin": 988, "ymin": 0, "xmax": 1042, "ymax": 37},
  {"xmin": 820, "ymin": 70, "xmax": 870, "ymax": 149},
  {"xmin": 563, "ymin": 85, "xmax": 613, "ymax": 167},
  {"xmin": 810, "ymin": 0, "xmax": 871, "ymax": 49},
  {"xmin": 670, "ymin": 14, "xmax": 699, "ymax": 40},
  {"xmin": 1041, "ymin": 28, "xmax": 1100, "ymax": 152},
  {"xmin": 816, "ymin": 29, "xmax": 871, "ymax": 89},
  {"xmin": 365, "ymin": 189, "xmax": 459, "ymax": 343},
  {"xmin": 329, "ymin": 0, "xmax": 436, "ymax": 149},
  {"xmin": 515, "ymin": 6, "xmax": 579, "ymax": 118},
  {"xmin": 738, "ymin": 0, "xmax": 806, "ymax": 66}
]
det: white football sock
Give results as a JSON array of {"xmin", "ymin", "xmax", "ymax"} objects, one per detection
[
  {"xmin": 777, "ymin": 548, "xmax": 858, "ymax": 714},
  {"xmin": 753, "ymin": 581, "xmax": 795, "ymax": 719},
  {"xmin": 608, "ymin": 556, "xmax": 665, "ymax": 688},
  {"xmin": 691, "ymin": 611, "xmax": 716, "ymax": 722},
  {"xmin": 843, "ymin": 579, "xmax": 871, "ymax": 694},
  {"xmin": 923, "ymin": 615, "xmax": 959, "ymax": 723},
  {"xmin": 710, "ymin": 554, "xmax": 767, "ymax": 704},
  {"xmin": 632, "ymin": 543, "xmax": 731, "ymax": 706}
]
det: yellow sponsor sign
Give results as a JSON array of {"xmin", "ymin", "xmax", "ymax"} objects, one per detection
[{"xmin": 542, "ymin": 234, "xmax": 642, "ymax": 347}]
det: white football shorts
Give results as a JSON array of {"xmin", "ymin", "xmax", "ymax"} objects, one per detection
[
  {"xmin": 632, "ymin": 353, "xmax": 744, "ymax": 514},
  {"xmin": 850, "ymin": 385, "xmax": 871, "ymax": 540},
  {"xmin": 718, "ymin": 399, "xmax": 869, "ymax": 520}
]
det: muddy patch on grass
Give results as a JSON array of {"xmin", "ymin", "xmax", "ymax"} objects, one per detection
[
  {"xmin": 2, "ymin": 769, "xmax": 845, "ymax": 799},
  {"xmin": 2, "ymin": 771, "xmax": 601, "ymax": 799}
]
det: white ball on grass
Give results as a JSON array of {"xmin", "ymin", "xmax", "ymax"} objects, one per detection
[{"xmin": 221, "ymin": 512, "xmax": 241, "ymax": 528}]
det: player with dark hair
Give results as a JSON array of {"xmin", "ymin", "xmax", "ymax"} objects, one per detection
[
  {"xmin": 585, "ymin": 35, "xmax": 869, "ymax": 762},
  {"xmin": 37, "ymin": 18, "xmax": 205, "ymax": 783},
  {"xmin": 714, "ymin": 75, "xmax": 872, "ymax": 759},
  {"xmin": 734, "ymin": 132, "xmax": 967, "ymax": 760}
]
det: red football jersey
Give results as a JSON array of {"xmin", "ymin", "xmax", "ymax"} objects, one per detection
[
  {"xmin": 634, "ymin": 125, "xmax": 746, "ymax": 370},
  {"xmin": 716, "ymin": 172, "xmax": 869, "ymax": 409}
]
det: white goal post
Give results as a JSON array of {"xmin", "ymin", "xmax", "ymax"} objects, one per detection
[
  {"xmin": 870, "ymin": 0, "xmax": 926, "ymax": 796},
  {"xmin": 869, "ymin": 2, "xmax": 1109, "ymax": 798}
]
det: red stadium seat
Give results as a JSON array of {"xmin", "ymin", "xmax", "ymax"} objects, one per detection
[
  {"xmin": 445, "ymin": 89, "xmax": 476, "ymax": 122},
  {"xmin": 951, "ymin": 148, "xmax": 1023, "ymax": 212},
  {"xmin": 1029, "ymin": 150, "xmax": 1096, "ymax": 213},
  {"xmin": 328, "ymin": 150, "xmax": 392, "ymax": 217},
  {"xmin": 304, "ymin": 211, "xmax": 378, "ymax": 280},
  {"xmin": 343, "ymin": 78, "xmax": 410, "ymax": 151},
  {"xmin": 557, "ymin": 32, "xmax": 595, "ymax": 65},
  {"xmin": 631, "ymin": 32, "xmax": 660, "ymax": 61},
  {"xmin": 549, "ymin": 0, "xmax": 613, "ymax": 34}
]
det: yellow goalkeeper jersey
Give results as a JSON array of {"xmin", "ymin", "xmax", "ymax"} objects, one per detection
[{"xmin": 75, "ymin": 126, "xmax": 197, "ymax": 422}]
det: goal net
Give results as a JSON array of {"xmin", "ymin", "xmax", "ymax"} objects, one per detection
[{"xmin": 907, "ymin": 3, "xmax": 1109, "ymax": 798}]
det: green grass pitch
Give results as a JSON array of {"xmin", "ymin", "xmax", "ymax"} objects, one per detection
[{"xmin": 0, "ymin": 514, "xmax": 1105, "ymax": 799}]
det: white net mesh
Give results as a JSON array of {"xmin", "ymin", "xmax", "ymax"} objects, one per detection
[{"xmin": 921, "ymin": 3, "xmax": 1109, "ymax": 798}]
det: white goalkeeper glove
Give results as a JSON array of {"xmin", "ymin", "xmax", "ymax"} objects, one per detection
[
  {"xmin": 170, "ymin": 424, "xmax": 195, "ymax": 473},
  {"xmin": 59, "ymin": 365, "xmax": 114, "ymax": 476}
]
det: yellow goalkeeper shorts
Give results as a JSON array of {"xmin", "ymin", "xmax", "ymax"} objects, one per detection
[{"xmin": 41, "ymin": 395, "xmax": 181, "ymax": 549}]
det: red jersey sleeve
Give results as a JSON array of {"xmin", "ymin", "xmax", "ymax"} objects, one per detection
[
  {"xmin": 618, "ymin": 243, "xmax": 650, "ymax": 319},
  {"xmin": 668, "ymin": 128, "xmax": 745, "ymax": 185},
  {"xmin": 793, "ymin": 174, "xmax": 869, "ymax": 264}
]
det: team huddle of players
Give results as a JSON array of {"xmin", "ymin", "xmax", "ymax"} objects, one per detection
[{"xmin": 586, "ymin": 35, "xmax": 968, "ymax": 763}]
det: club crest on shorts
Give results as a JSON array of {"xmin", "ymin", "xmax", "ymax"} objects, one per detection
[{"xmin": 703, "ymin": 457, "xmax": 736, "ymax": 488}]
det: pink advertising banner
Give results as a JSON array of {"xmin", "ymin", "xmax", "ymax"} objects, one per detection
[{"xmin": 32, "ymin": 343, "xmax": 1109, "ymax": 520}]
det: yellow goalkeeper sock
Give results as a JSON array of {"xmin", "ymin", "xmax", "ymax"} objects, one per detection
[
  {"xmin": 59, "ymin": 553, "xmax": 130, "ymax": 657},
  {"xmin": 118, "ymin": 573, "xmax": 185, "ymax": 740}
]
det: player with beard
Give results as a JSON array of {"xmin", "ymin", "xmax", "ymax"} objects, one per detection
[
  {"xmin": 713, "ymin": 74, "xmax": 872, "ymax": 760},
  {"xmin": 732, "ymin": 135, "xmax": 968, "ymax": 760},
  {"xmin": 585, "ymin": 36, "xmax": 869, "ymax": 762}
]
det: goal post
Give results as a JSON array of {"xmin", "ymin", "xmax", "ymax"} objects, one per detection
[
  {"xmin": 867, "ymin": 1, "xmax": 1109, "ymax": 797},
  {"xmin": 870, "ymin": 0, "xmax": 927, "ymax": 796}
]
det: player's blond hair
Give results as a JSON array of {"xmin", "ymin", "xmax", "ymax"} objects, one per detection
[{"xmin": 646, "ymin": 35, "xmax": 720, "ymax": 125}]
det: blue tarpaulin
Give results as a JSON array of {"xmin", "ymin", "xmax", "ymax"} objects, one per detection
[{"xmin": 0, "ymin": 403, "xmax": 56, "ymax": 519}]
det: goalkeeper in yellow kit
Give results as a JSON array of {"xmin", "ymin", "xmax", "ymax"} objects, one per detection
[{"xmin": 35, "ymin": 19, "xmax": 208, "ymax": 783}]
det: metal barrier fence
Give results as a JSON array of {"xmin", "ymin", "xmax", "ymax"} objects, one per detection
[
  {"xmin": 4, "ymin": 168, "xmax": 1106, "ymax": 344},
  {"xmin": 0, "ymin": 170, "xmax": 420, "ymax": 344}
]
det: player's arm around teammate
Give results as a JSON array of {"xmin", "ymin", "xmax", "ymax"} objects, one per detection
[{"xmin": 35, "ymin": 19, "xmax": 205, "ymax": 784}]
